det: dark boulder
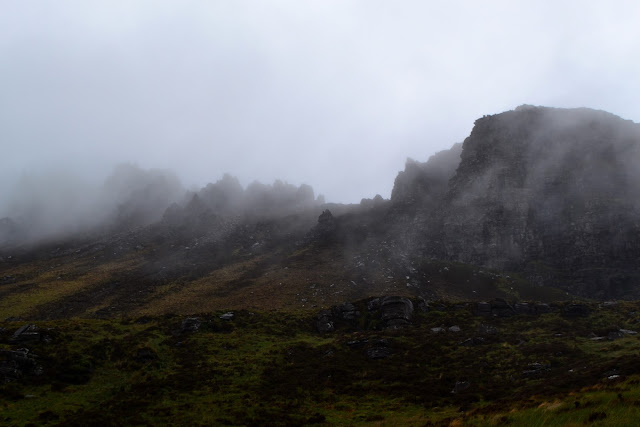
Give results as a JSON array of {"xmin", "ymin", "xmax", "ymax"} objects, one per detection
[
  {"xmin": 11, "ymin": 324, "xmax": 41, "ymax": 343},
  {"xmin": 219, "ymin": 312, "xmax": 234, "ymax": 321},
  {"xmin": 608, "ymin": 330, "xmax": 625, "ymax": 340},
  {"xmin": 478, "ymin": 324, "xmax": 498, "ymax": 335},
  {"xmin": 475, "ymin": 302, "xmax": 492, "ymax": 317},
  {"xmin": 0, "ymin": 348, "xmax": 41, "ymax": 382},
  {"xmin": 365, "ymin": 340, "xmax": 392, "ymax": 359},
  {"xmin": 316, "ymin": 210, "xmax": 336, "ymax": 234},
  {"xmin": 451, "ymin": 381, "xmax": 470, "ymax": 394},
  {"xmin": 316, "ymin": 310, "xmax": 334, "ymax": 333},
  {"xmin": 180, "ymin": 317, "xmax": 201, "ymax": 333},
  {"xmin": 514, "ymin": 303, "xmax": 535, "ymax": 315},
  {"xmin": 417, "ymin": 297, "xmax": 429, "ymax": 312},
  {"xmin": 562, "ymin": 304, "xmax": 590, "ymax": 318},
  {"xmin": 534, "ymin": 303, "xmax": 552, "ymax": 314},
  {"xmin": 380, "ymin": 296, "xmax": 414, "ymax": 327},
  {"xmin": 460, "ymin": 337, "xmax": 485, "ymax": 347},
  {"xmin": 490, "ymin": 298, "xmax": 516, "ymax": 317},
  {"xmin": 346, "ymin": 339, "xmax": 368, "ymax": 349},
  {"xmin": 367, "ymin": 298, "xmax": 381, "ymax": 312},
  {"xmin": 522, "ymin": 362, "xmax": 550, "ymax": 377},
  {"xmin": 334, "ymin": 302, "xmax": 358, "ymax": 321}
]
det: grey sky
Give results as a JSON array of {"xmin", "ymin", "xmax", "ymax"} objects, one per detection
[{"xmin": 1, "ymin": 0, "xmax": 639, "ymax": 208}]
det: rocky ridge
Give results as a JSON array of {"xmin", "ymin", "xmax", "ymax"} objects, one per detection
[
  {"xmin": 391, "ymin": 105, "xmax": 640, "ymax": 299},
  {"xmin": 1, "ymin": 105, "xmax": 640, "ymax": 316}
]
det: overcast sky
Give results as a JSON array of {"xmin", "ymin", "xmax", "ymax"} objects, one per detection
[{"xmin": 1, "ymin": 1, "xmax": 639, "ymax": 207}]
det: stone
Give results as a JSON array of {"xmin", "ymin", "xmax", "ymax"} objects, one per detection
[
  {"xmin": 478, "ymin": 324, "xmax": 498, "ymax": 335},
  {"xmin": 334, "ymin": 302, "xmax": 358, "ymax": 321},
  {"xmin": 316, "ymin": 310, "xmax": 334, "ymax": 333},
  {"xmin": 380, "ymin": 296, "xmax": 413, "ymax": 327},
  {"xmin": 514, "ymin": 303, "xmax": 535, "ymax": 315},
  {"xmin": 366, "ymin": 346, "xmax": 392, "ymax": 360},
  {"xmin": 608, "ymin": 330, "xmax": 625, "ymax": 340},
  {"xmin": 620, "ymin": 329, "xmax": 638, "ymax": 335},
  {"xmin": 219, "ymin": 312, "xmax": 235, "ymax": 321},
  {"xmin": 431, "ymin": 327, "xmax": 446, "ymax": 333},
  {"xmin": 490, "ymin": 298, "xmax": 516, "ymax": 317},
  {"xmin": 451, "ymin": 381, "xmax": 470, "ymax": 393},
  {"xmin": 417, "ymin": 297, "xmax": 429, "ymax": 312},
  {"xmin": 448, "ymin": 325, "xmax": 461, "ymax": 332},
  {"xmin": 11, "ymin": 324, "xmax": 41, "ymax": 343},
  {"xmin": 0, "ymin": 348, "xmax": 41, "ymax": 382},
  {"xmin": 534, "ymin": 303, "xmax": 552, "ymax": 314},
  {"xmin": 346, "ymin": 339, "xmax": 368, "ymax": 349},
  {"xmin": 460, "ymin": 337, "xmax": 485, "ymax": 346},
  {"xmin": 563, "ymin": 304, "xmax": 590, "ymax": 318},
  {"xmin": 180, "ymin": 317, "xmax": 201, "ymax": 333},
  {"xmin": 367, "ymin": 298, "xmax": 381, "ymax": 312},
  {"xmin": 522, "ymin": 362, "xmax": 550, "ymax": 377},
  {"xmin": 475, "ymin": 302, "xmax": 492, "ymax": 317},
  {"xmin": 316, "ymin": 210, "xmax": 336, "ymax": 234}
]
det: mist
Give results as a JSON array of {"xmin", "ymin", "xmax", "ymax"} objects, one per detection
[{"xmin": 2, "ymin": 1, "xmax": 640, "ymax": 233}]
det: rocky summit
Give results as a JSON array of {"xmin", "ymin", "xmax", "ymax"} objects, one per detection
[{"xmin": 391, "ymin": 105, "xmax": 640, "ymax": 300}]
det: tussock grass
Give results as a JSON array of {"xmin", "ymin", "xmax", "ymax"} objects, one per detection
[{"xmin": 3, "ymin": 300, "xmax": 640, "ymax": 425}]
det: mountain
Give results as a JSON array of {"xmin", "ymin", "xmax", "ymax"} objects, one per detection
[
  {"xmin": 1, "ymin": 105, "xmax": 640, "ymax": 321},
  {"xmin": 392, "ymin": 105, "xmax": 640, "ymax": 299},
  {"xmin": 3, "ymin": 104, "xmax": 640, "ymax": 427}
]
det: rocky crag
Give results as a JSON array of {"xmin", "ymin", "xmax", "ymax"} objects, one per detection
[
  {"xmin": 392, "ymin": 105, "xmax": 640, "ymax": 299},
  {"xmin": 1, "ymin": 105, "xmax": 640, "ymax": 316}
]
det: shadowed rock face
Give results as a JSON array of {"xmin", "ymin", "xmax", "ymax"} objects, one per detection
[
  {"xmin": 2, "ymin": 105, "xmax": 640, "ymax": 315},
  {"xmin": 393, "ymin": 105, "xmax": 640, "ymax": 299},
  {"xmin": 380, "ymin": 296, "xmax": 414, "ymax": 327},
  {"xmin": 391, "ymin": 143, "xmax": 463, "ymax": 205}
]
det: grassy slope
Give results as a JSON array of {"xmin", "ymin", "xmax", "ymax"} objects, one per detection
[
  {"xmin": 0, "ymin": 236, "xmax": 568, "ymax": 320},
  {"xmin": 2, "ymin": 300, "xmax": 640, "ymax": 426}
]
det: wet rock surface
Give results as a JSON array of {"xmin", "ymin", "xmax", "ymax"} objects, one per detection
[
  {"xmin": 563, "ymin": 304, "xmax": 590, "ymax": 318},
  {"xmin": 522, "ymin": 362, "xmax": 551, "ymax": 378},
  {"xmin": 451, "ymin": 381, "xmax": 470, "ymax": 394},
  {"xmin": 365, "ymin": 342, "xmax": 392, "ymax": 360},
  {"xmin": 219, "ymin": 312, "xmax": 235, "ymax": 321},
  {"xmin": 179, "ymin": 317, "xmax": 201, "ymax": 334},
  {"xmin": 11, "ymin": 324, "xmax": 42, "ymax": 343},
  {"xmin": 489, "ymin": 298, "xmax": 516, "ymax": 317},
  {"xmin": 380, "ymin": 296, "xmax": 414, "ymax": 327},
  {"xmin": 391, "ymin": 106, "xmax": 640, "ymax": 300},
  {"xmin": 334, "ymin": 302, "xmax": 358, "ymax": 321},
  {"xmin": 316, "ymin": 310, "xmax": 334, "ymax": 333},
  {"xmin": 0, "ymin": 348, "xmax": 42, "ymax": 382}
]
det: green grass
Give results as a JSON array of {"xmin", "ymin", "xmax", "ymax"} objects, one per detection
[{"xmin": 3, "ymin": 300, "xmax": 640, "ymax": 425}]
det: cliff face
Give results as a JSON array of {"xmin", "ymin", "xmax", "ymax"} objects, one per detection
[
  {"xmin": 394, "ymin": 105, "xmax": 640, "ymax": 298},
  {"xmin": 391, "ymin": 142, "xmax": 463, "ymax": 205}
]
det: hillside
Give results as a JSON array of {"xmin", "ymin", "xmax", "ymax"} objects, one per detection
[
  {"xmin": 2, "ymin": 105, "xmax": 640, "ymax": 425},
  {"xmin": 1, "ymin": 106, "xmax": 640, "ymax": 321},
  {"xmin": 3, "ymin": 299, "xmax": 640, "ymax": 425}
]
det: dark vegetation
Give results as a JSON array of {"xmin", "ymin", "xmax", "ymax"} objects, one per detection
[
  {"xmin": 3, "ymin": 300, "xmax": 640, "ymax": 425},
  {"xmin": 2, "ymin": 105, "xmax": 640, "ymax": 424}
]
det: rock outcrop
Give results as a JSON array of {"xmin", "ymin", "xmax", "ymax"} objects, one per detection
[
  {"xmin": 392, "ymin": 105, "xmax": 640, "ymax": 299},
  {"xmin": 379, "ymin": 296, "xmax": 414, "ymax": 327}
]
